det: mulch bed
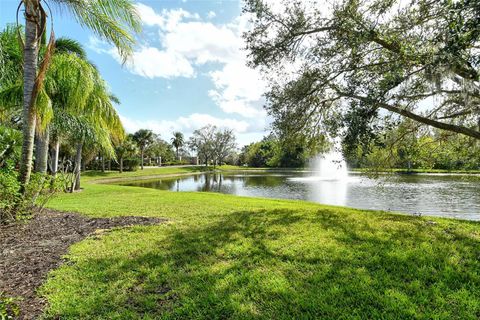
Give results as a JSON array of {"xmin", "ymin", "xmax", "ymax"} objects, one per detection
[{"xmin": 0, "ymin": 209, "xmax": 166, "ymax": 319}]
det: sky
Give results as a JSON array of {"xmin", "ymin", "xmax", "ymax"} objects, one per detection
[{"xmin": 0, "ymin": 0, "xmax": 270, "ymax": 146}]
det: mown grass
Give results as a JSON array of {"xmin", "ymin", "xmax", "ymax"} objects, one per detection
[
  {"xmin": 352, "ymin": 168, "xmax": 480, "ymax": 174},
  {"xmin": 81, "ymin": 166, "xmax": 207, "ymax": 182},
  {"xmin": 82, "ymin": 165, "xmax": 288, "ymax": 184},
  {"xmin": 41, "ymin": 168, "xmax": 480, "ymax": 319}
]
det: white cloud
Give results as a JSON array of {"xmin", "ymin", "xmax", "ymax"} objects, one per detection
[
  {"xmin": 120, "ymin": 113, "xmax": 268, "ymax": 146},
  {"xmin": 207, "ymin": 11, "xmax": 216, "ymax": 19},
  {"xmin": 208, "ymin": 61, "xmax": 266, "ymax": 118},
  {"xmin": 94, "ymin": 3, "xmax": 270, "ymax": 140},
  {"xmin": 120, "ymin": 113, "xmax": 250, "ymax": 137},
  {"xmin": 161, "ymin": 21, "xmax": 241, "ymax": 64},
  {"xmin": 124, "ymin": 47, "xmax": 195, "ymax": 79},
  {"xmin": 134, "ymin": 4, "xmax": 199, "ymax": 30}
]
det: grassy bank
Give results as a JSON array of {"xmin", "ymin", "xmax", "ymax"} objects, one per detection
[
  {"xmin": 40, "ymin": 168, "xmax": 480, "ymax": 319},
  {"xmin": 83, "ymin": 165, "xmax": 296, "ymax": 184},
  {"xmin": 352, "ymin": 168, "xmax": 480, "ymax": 174}
]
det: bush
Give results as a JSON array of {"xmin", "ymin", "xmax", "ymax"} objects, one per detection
[
  {"xmin": 163, "ymin": 160, "xmax": 190, "ymax": 166},
  {"xmin": 0, "ymin": 126, "xmax": 22, "ymax": 169},
  {"xmin": 0, "ymin": 168, "xmax": 21, "ymax": 223},
  {"xmin": 122, "ymin": 159, "xmax": 140, "ymax": 171},
  {"xmin": 0, "ymin": 292, "xmax": 20, "ymax": 320},
  {"xmin": 109, "ymin": 158, "xmax": 140, "ymax": 172},
  {"xmin": 0, "ymin": 169, "xmax": 62, "ymax": 224}
]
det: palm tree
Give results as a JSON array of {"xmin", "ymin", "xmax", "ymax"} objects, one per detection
[
  {"xmin": 171, "ymin": 131, "xmax": 184, "ymax": 160},
  {"xmin": 0, "ymin": 25, "xmax": 23, "ymax": 126},
  {"xmin": 69, "ymin": 68, "xmax": 124, "ymax": 190},
  {"xmin": 132, "ymin": 129, "xmax": 154, "ymax": 170},
  {"xmin": 35, "ymin": 37, "xmax": 90, "ymax": 174},
  {"xmin": 115, "ymin": 136, "xmax": 138, "ymax": 173},
  {"xmin": 1, "ymin": 28, "xmax": 124, "ymax": 191},
  {"xmin": 0, "ymin": 32, "xmax": 97, "ymax": 175},
  {"xmin": 17, "ymin": 0, "xmax": 140, "ymax": 189}
]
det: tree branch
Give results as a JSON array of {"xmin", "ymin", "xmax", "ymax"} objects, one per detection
[{"xmin": 341, "ymin": 92, "xmax": 480, "ymax": 139}]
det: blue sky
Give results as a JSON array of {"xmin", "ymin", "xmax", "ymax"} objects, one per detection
[{"xmin": 0, "ymin": 0, "xmax": 269, "ymax": 146}]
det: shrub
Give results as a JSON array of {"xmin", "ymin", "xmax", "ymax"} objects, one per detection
[
  {"xmin": 0, "ymin": 292, "xmax": 20, "ymax": 320},
  {"xmin": 0, "ymin": 170, "xmax": 62, "ymax": 224},
  {"xmin": 122, "ymin": 159, "xmax": 139, "ymax": 171},
  {"xmin": 0, "ymin": 126, "xmax": 22, "ymax": 169},
  {"xmin": 163, "ymin": 160, "xmax": 190, "ymax": 166},
  {"xmin": 109, "ymin": 158, "xmax": 139, "ymax": 172},
  {"xmin": 0, "ymin": 168, "xmax": 21, "ymax": 223}
]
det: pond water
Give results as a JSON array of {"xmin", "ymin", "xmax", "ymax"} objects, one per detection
[{"xmin": 121, "ymin": 172, "xmax": 480, "ymax": 221}]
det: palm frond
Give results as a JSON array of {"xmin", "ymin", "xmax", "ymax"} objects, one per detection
[
  {"xmin": 0, "ymin": 24, "xmax": 23, "ymax": 86},
  {"xmin": 0, "ymin": 81, "xmax": 22, "ymax": 112},
  {"xmin": 35, "ymin": 88, "xmax": 54, "ymax": 132},
  {"xmin": 54, "ymin": 0, "xmax": 141, "ymax": 62},
  {"xmin": 45, "ymin": 52, "xmax": 96, "ymax": 112},
  {"xmin": 54, "ymin": 37, "xmax": 87, "ymax": 58},
  {"xmin": 109, "ymin": 93, "xmax": 120, "ymax": 105}
]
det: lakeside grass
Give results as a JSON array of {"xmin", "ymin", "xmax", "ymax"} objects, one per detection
[
  {"xmin": 40, "ymin": 168, "xmax": 480, "ymax": 319},
  {"xmin": 83, "ymin": 165, "xmax": 293, "ymax": 184},
  {"xmin": 352, "ymin": 168, "xmax": 480, "ymax": 174}
]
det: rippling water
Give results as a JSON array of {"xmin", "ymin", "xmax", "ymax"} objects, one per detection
[{"xmin": 121, "ymin": 172, "xmax": 480, "ymax": 221}]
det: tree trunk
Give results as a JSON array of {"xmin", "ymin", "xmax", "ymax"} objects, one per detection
[
  {"xmin": 119, "ymin": 157, "xmax": 123, "ymax": 173},
  {"xmin": 176, "ymin": 147, "xmax": 179, "ymax": 160},
  {"xmin": 34, "ymin": 128, "xmax": 49, "ymax": 173},
  {"xmin": 140, "ymin": 149, "xmax": 144, "ymax": 170},
  {"xmin": 101, "ymin": 155, "xmax": 105, "ymax": 172},
  {"xmin": 51, "ymin": 138, "xmax": 60, "ymax": 176},
  {"xmin": 19, "ymin": 3, "xmax": 40, "ymax": 188},
  {"xmin": 108, "ymin": 159, "xmax": 111, "ymax": 171},
  {"xmin": 72, "ymin": 142, "xmax": 82, "ymax": 191}
]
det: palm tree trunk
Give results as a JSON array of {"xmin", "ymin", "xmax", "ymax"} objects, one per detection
[
  {"xmin": 19, "ymin": 3, "xmax": 40, "ymax": 187},
  {"xmin": 51, "ymin": 138, "xmax": 60, "ymax": 176},
  {"xmin": 72, "ymin": 142, "xmax": 82, "ymax": 191},
  {"xmin": 34, "ymin": 128, "xmax": 49, "ymax": 173},
  {"xmin": 176, "ymin": 147, "xmax": 179, "ymax": 160},
  {"xmin": 140, "ymin": 149, "xmax": 144, "ymax": 170}
]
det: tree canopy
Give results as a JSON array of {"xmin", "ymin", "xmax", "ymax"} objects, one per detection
[
  {"xmin": 245, "ymin": 0, "xmax": 480, "ymax": 150},
  {"xmin": 188, "ymin": 125, "xmax": 237, "ymax": 167}
]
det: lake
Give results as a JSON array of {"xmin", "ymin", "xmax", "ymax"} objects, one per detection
[{"xmin": 121, "ymin": 171, "xmax": 480, "ymax": 221}]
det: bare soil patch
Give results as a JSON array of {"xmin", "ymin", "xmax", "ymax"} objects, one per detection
[{"xmin": 0, "ymin": 209, "xmax": 165, "ymax": 319}]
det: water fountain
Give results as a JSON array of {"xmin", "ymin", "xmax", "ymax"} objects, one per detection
[
  {"xmin": 288, "ymin": 148, "xmax": 350, "ymax": 206},
  {"xmin": 310, "ymin": 149, "xmax": 348, "ymax": 180}
]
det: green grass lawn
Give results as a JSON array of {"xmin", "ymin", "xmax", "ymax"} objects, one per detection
[
  {"xmin": 352, "ymin": 168, "xmax": 480, "ymax": 174},
  {"xmin": 41, "ymin": 168, "xmax": 480, "ymax": 319},
  {"xmin": 82, "ymin": 165, "xmax": 287, "ymax": 184}
]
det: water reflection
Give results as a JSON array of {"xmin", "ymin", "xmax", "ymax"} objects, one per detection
[
  {"xmin": 121, "ymin": 172, "xmax": 480, "ymax": 221},
  {"xmin": 308, "ymin": 179, "xmax": 348, "ymax": 207}
]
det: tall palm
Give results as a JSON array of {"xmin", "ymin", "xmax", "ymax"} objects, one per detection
[
  {"xmin": 171, "ymin": 131, "xmax": 184, "ymax": 160},
  {"xmin": 0, "ymin": 32, "xmax": 96, "ymax": 174},
  {"xmin": 0, "ymin": 25, "xmax": 23, "ymax": 125},
  {"xmin": 35, "ymin": 37, "xmax": 90, "ymax": 174},
  {"xmin": 132, "ymin": 129, "xmax": 154, "ymax": 170},
  {"xmin": 0, "ymin": 29, "xmax": 124, "ymax": 187},
  {"xmin": 18, "ymin": 0, "xmax": 140, "ymax": 188},
  {"xmin": 70, "ymin": 68, "xmax": 124, "ymax": 190},
  {"xmin": 115, "ymin": 136, "xmax": 138, "ymax": 173}
]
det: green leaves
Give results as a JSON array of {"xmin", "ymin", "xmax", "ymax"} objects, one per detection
[
  {"xmin": 56, "ymin": 0, "xmax": 141, "ymax": 63},
  {"xmin": 44, "ymin": 48, "xmax": 125, "ymax": 157},
  {"xmin": 245, "ymin": 0, "xmax": 480, "ymax": 151},
  {"xmin": 54, "ymin": 38, "xmax": 87, "ymax": 59}
]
